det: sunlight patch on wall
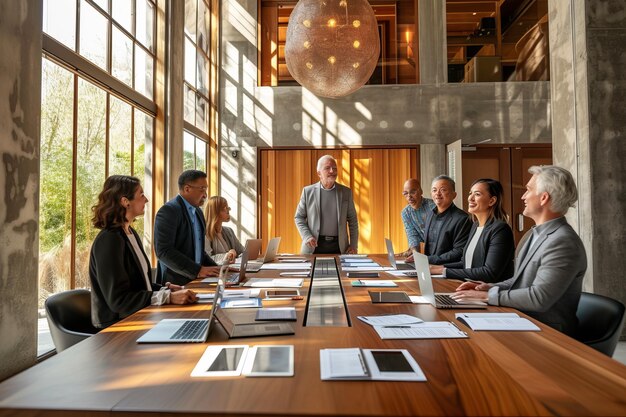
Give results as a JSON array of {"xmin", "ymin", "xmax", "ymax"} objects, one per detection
[{"xmin": 225, "ymin": 0, "xmax": 256, "ymax": 45}]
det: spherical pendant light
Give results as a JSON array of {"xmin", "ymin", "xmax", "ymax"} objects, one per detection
[{"xmin": 285, "ymin": 0, "xmax": 380, "ymax": 98}]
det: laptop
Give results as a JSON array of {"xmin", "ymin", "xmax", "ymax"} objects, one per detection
[
  {"xmin": 214, "ymin": 283, "xmax": 295, "ymax": 339},
  {"xmin": 137, "ymin": 280, "xmax": 226, "ymax": 343},
  {"xmin": 412, "ymin": 251, "xmax": 487, "ymax": 309},
  {"xmin": 206, "ymin": 250, "xmax": 249, "ymax": 285},
  {"xmin": 385, "ymin": 238, "xmax": 416, "ymax": 273},
  {"xmin": 245, "ymin": 237, "xmax": 281, "ymax": 272}
]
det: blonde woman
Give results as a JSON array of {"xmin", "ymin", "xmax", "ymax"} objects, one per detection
[{"xmin": 204, "ymin": 196, "xmax": 244, "ymax": 264}]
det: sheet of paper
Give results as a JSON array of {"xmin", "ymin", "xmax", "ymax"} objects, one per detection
[
  {"xmin": 373, "ymin": 322, "xmax": 468, "ymax": 339},
  {"xmin": 260, "ymin": 263, "xmax": 311, "ymax": 270},
  {"xmin": 455, "ymin": 313, "xmax": 540, "ymax": 331},
  {"xmin": 342, "ymin": 266, "xmax": 393, "ymax": 272},
  {"xmin": 196, "ymin": 289, "xmax": 260, "ymax": 301},
  {"xmin": 339, "ymin": 258, "xmax": 374, "ymax": 263},
  {"xmin": 357, "ymin": 314, "xmax": 423, "ymax": 326},
  {"xmin": 341, "ymin": 263, "xmax": 381, "ymax": 268},
  {"xmin": 352, "ymin": 280, "xmax": 397, "ymax": 287},
  {"xmin": 409, "ymin": 295, "xmax": 430, "ymax": 304},
  {"xmin": 243, "ymin": 278, "xmax": 304, "ymax": 288},
  {"xmin": 339, "ymin": 254, "xmax": 368, "ymax": 258}
]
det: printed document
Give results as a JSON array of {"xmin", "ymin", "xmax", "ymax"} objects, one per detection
[
  {"xmin": 455, "ymin": 313, "xmax": 541, "ymax": 331},
  {"xmin": 373, "ymin": 322, "xmax": 468, "ymax": 339}
]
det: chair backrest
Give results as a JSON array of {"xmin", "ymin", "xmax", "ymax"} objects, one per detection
[
  {"xmin": 575, "ymin": 292, "xmax": 626, "ymax": 357},
  {"xmin": 45, "ymin": 289, "xmax": 99, "ymax": 353}
]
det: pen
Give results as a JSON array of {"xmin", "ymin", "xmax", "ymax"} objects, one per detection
[{"xmin": 382, "ymin": 325, "xmax": 412, "ymax": 328}]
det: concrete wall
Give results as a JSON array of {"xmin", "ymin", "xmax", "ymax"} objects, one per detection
[
  {"xmin": 549, "ymin": 0, "xmax": 626, "ymax": 335},
  {"xmin": 219, "ymin": 0, "xmax": 551, "ymax": 241},
  {"xmin": 0, "ymin": 0, "xmax": 42, "ymax": 380}
]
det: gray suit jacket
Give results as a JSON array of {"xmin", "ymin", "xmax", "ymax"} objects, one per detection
[
  {"xmin": 294, "ymin": 182, "xmax": 358, "ymax": 254},
  {"xmin": 488, "ymin": 216, "xmax": 587, "ymax": 336},
  {"xmin": 205, "ymin": 226, "xmax": 245, "ymax": 264}
]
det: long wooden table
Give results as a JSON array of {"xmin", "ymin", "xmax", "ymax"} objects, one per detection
[{"xmin": 1, "ymin": 255, "xmax": 626, "ymax": 416}]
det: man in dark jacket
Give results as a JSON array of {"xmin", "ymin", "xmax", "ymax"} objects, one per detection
[{"xmin": 154, "ymin": 170, "xmax": 219, "ymax": 285}]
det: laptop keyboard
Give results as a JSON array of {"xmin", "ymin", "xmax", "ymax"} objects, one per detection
[
  {"xmin": 170, "ymin": 320, "xmax": 209, "ymax": 340},
  {"xmin": 403, "ymin": 271, "xmax": 418, "ymax": 276},
  {"xmin": 435, "ymin": 294, "xmax": 460, "ymax": 306}
]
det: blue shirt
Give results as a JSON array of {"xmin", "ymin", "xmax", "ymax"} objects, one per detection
[
  {"xmin": 401, "ymin": 198, "xmax": 436, "ymax": 248},
  {"xmin": 181, "ymin": 196, "xmax": 203, "ymax": 265}
]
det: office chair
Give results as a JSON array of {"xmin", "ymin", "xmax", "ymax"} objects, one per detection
[
  {"xmin": 45, "ymin": 289, "xmax": 99, "ymax": 353},
  {"xmin": 575, "ymin": 292, "xmax": 625, "ymax": 357}
]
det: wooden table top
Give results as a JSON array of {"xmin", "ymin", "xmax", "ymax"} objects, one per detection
[{"xmin": 1, "ymin": 255, "xmax": 625, "ymax": 416}]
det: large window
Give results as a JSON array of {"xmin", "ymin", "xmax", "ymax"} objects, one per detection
[
  {"xmin": 183, "ymin": 0, "xmax": 213, "ymax": 172},
  {"xmin": 39, "ymin": 0, "xmax": 157, "ymax": 355}
]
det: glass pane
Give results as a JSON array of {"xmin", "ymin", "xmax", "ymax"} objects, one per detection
[
  {"xmin": 39, "ymin": 59, "xmax": 74, "ymax": 308},
  {"xmin": 133, "ymin": 110, "xmax": 154, "ymax": 241},
  {"xmin": 197, "ymin": 0, "xmax": 210, "ymax": 55},
  {"xmin": 109, "ymin": 95, "xmax": 132, "ymax": 175},
  {"xmin": 184, "ymin": 83, "xmax": 195, "ymax": 124},
  {"xmin": 184, "ymin": 37, "xmax": 197, "ymax": 87},
  {"xmin": 184, "ymin": 0, "xmax": 197, "ymax": 40},
  {"xmin": 195, "ymin": 137, "xmax": 207, "ymax": 172},
  {"xmin": 79, "ymin": 1, "xmax": 108, "ymax": 70},
  {"xmin": 112, "ymin": 26, "xmax": 133, "ymax": 86},
  {"xmin": 43, "ymin": 0, "xmax": 76, "ymax": 50},
  {"xmin": 92, "ymin": 0, "xmax": 109, "ymax": 13},
  {"xmin": 134, "ymin": 45, "xmax": 154, "ymax": 99},
  {"xmin": 112, "ymin": 0, "xmax": 133, "ymax": 33},
  {"xmin": 195, "ymin": 94, "xmax": 208, "ymax": 132},
  {"xmin": 196, "ymin": 50, "xmax": 208, "ymax": 96},
  {"xmin": 76, "ymin": 78, "xmax": 107, "ymax": 289},
  {"xmin": 183, "ymin": 131, "xmax": 196, "ymax": 170},
  {"xmin": 136, "ymin": 0, "xmax": 154, "ymax": 51}
]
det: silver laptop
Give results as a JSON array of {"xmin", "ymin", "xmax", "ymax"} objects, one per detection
[
  {"xmin": 206, "ymin": 250, "xmax": 249, "ymax": 285},
  {"xmin": 137, "ymin": 280, "xmax": 226, "ymax": 343},
  {"xmin": 385, "ymin": 238, "xmax": 416, "ymax": 273},
  {"xmin": 412, "ymin": 251, "xmax": 487, "ymax": 309},
  {"xmin": 245, "ymin": 237, "xmax": 281, "ymax": 272}
]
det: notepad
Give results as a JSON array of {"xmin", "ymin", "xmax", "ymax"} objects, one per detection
[
  {"xmin": 220, "ymin": 298, "xmax": 262, "ymax": 309},
  {"xmin": 352, "ymin": 280, "xmax": 398, "ymax": 287},
  {"xmin": 455, "ymin": 313, "xmax": 541, "ymax": 331},
  {"xmin": 255, "ymin": 307, "xmax": 297, "ymax": 321}
]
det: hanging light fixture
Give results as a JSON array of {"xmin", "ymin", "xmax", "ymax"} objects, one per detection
[{"xmin": 285, "ymin": 0, "xmax": 380, "ymax": 98}]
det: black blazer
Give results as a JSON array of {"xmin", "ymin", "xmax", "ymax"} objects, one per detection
[
  {"xmin": 89, "ymin": 227, "xmax": 160, "ymax": 329},
  {"xmin": 423, "ymin": 204, "xmax": 472, "ymax": 265},
  {"xmin": 154, "ymin": 195, "xmax": 217, "ymax": 285},
  {"xmin": 444, "ymin": 218, "xmax": 515, "ymax": 283}
]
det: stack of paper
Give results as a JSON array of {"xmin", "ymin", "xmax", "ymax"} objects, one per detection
[
  {"xmin": 357, "ymin": 314, "xmax": 423, "ymax": 326},
  {"xmin": 243, "ymin": 278, "xmax": 304, "ymax": 288},
  {"xmin": 372, "ymin": 322, "xmax": 468, "ymax": 339},
  {"xmin": 455, "ymin": 313, "xmax": 541, "ymax": 331}
]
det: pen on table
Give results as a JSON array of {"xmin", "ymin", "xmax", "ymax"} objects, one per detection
[{"xmin": 382, "ymin": 325, "xmax": 412, "ymax": 328}]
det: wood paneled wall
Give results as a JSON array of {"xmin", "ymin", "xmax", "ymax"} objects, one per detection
[{"xmin": 259, "ymin": 148, "xmax": 419, "ymax": 254}]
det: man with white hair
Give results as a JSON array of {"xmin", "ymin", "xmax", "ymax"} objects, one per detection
[
  {"xmin": 294, "ymin": 155, "xmax": 358, "ymax": 254},
  {"xmin": 452, "ymin": 165, "xmax": 587, "ymax": 336}
]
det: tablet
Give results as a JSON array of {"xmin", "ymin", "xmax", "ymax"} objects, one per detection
[
  {"xmin": 242, "ymin": 345, "xmax": 294, "ymax": 377},
  {"xmin": 362, "ymin": 349, "xmax": 426, "ymax": 381},
  {"xmin": 191, "ymin": 345, "xmax": 249, "ymax": 377}
]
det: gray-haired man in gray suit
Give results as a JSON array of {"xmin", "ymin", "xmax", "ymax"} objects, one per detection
[
  {"xmin": 452, "ymin": 165, "xmax": 586, "ymax": 337},
  {"xmin": 294, "ymin": 155, "xmax": 358, "ymax": 254}
]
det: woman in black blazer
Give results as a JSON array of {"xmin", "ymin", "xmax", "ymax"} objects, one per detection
[
  {"xmin": 430, "ymin": 178, "xmax": 514, "ymax": 283},
  {"xmin": 89, "ymin": 175, "xmax": 198, "ymax": 329}
]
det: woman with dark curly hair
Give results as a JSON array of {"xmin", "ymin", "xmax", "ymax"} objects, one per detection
[{"xmin": 89, "ymin": 175, "xmax": 197, "ymax": 329}]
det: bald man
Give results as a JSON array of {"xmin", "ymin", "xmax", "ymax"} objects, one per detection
[{"xmin": 400, "ymin": 179, "xmax": 436, "ymax": 256}]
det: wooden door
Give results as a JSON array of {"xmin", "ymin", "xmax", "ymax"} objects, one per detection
[
  {"xmin": 510, "ymin": 146, "xmax": 552, "ymax": 243},
  {"xmin": 259, "ymin": 148, "xmax": 418, "ymax": 254}
]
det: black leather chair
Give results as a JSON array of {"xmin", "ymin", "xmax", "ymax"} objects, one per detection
[
  {"xmin": 45, "ymin": 289, "xmax": 99, "ymax": 353},
  {"xmin": 575, "ymin": 292, "xmax": 625, "ymax": 357}
]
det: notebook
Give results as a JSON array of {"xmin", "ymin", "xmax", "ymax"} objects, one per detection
[
  {"xmin": 412, "ymin": 251, "xmax": 487, "ymax": 309},
  {"xmin": 385, "ymin": 238, "xmax": 415, "ymax": 272},
  {"xmin": 244, "ymin": 237, "xmax": 281, "ymax": 272},
  {"xmin": 137, "ymin": 280, "xmax": 225, "ymax": 343}
]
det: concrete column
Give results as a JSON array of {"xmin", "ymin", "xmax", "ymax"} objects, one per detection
[
  {"xmin": 549, "ymin": 0, "xmax": 626, "ymax": 334},
  {"xmin": 167, "ymin": 0, "xmax": 185, "ymax": 200},
  {"xmin": 418, "ymin": 0, "xmax": 447, "ymax": 84},
  {"xmin": 420, "ymin": 144, "xmax": 446, "ymax": 188},
  {"xmin": 0, "ymin": 0, "xmax": 42, "ymax": 379}
]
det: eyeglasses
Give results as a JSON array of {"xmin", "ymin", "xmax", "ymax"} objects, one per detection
[{"xmin": 185, "ymin": 184, "xmax": 208, "ymax": 192}]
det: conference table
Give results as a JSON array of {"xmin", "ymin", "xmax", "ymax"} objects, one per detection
[{"xmin": 1, "ymin": 254, "xmax": 625, "ymax": 416}]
